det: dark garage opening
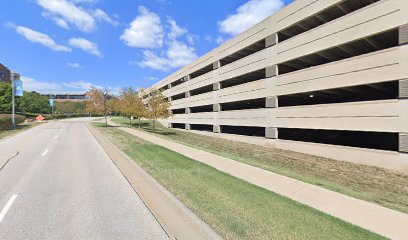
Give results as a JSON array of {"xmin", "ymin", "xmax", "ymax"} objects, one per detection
[
  {"xmin": 220, "ymin": 39, "xmax": 266, "ymax": 67},
  {"xmin": 190, "ymin": 84, "xmax": 213, "ymax": 96},
  {"xmin": 221, "ymin": 125, "xmax": 265, "ymax": 137},
  {"xmin": 191, "ymin": 124, "xmax": 213, "ymax": 132},
  {"xmin": 171, "ymin": 123, "xmax": 185, "ymax": 129},
  {"xmin": 171, "ymin": 92, "xmax": 185, "ymax": 101},
  {"xmin": 278, "ymin": 81, "xmax": 398, "ymax": 107},
  {"xmin": 171, "ymin": 108, "xmax": 186, "ymax": 114},
  {"xmin": 278, "ymin": 28, "xmax": 399, "ymax": 75},
  {"xmin": 190, "ymin": 64, "xmax": 214, "ymax": 79},
  {"xmin": 278, "ymin": 0, "xmax": 380, "ymax": 42},
  {"xmin": 278, "ymin": 128, "xmax": 398, "ymax": 151},
  {"xmin": 220, "ymin": 69, "xmax": 266, "ymax": 89},
  {"xmin": 190, "ymin": 104, "xmax": 213, "ymax": 113},
  {"xmin": 221, "ymin": 98, "xmax": 265, "ymax": 111}
]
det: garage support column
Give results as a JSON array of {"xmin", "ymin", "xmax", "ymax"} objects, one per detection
[
  {"xmin": 265, "ymin": 128, "xmax": 278, "ymax": 139},
  {"xmin": 400, "ymin": 134, "xmax": 408, "ymax": 153},
  {"xmin": 266, "ymin": 65, "xmax": 277, "ymax": 78},
  {"xmin": 399, "ymin": 79, "xmax": 408, "ymax": 99},
  {"xmin": 399, "ymin": 24, "xmax": 408, "ymax": 45},
  {"xmin": 265, "ymin": 34, "xmax": 277, "ymax": 48},
  {"xmin": 213, "ymin": 60, "xmax": 221, "ymax": 70},
  {"xmin": 213, "ymin": 82, "xmax": 221, "ymax": 91},
  {"xmin": 213, "ymin": 103, "xmax": 221, "ymax": 112},
  {"xmin": 185, "ymin": 91, "xmax": 190, "ymax": 98},
  {"xmin": 213, "ymin": 125, "xmax": 221, "ymax": 133},
  {"xmin": 266, "ymin": 96, "xmax": 278, "ymax": 108},
  {"xmin": 185, "ymin": 124, "xmax": 191, "ymax": 130}
]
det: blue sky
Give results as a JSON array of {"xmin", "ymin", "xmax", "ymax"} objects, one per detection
[{"xmin": 0, "ymin": 0, "xmax": 293, "ymax": 94}]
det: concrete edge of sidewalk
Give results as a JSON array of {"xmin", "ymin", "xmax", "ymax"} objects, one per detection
[{"xmin": 87, "ymin": 124, "xmax": 223, "ymax": 240}]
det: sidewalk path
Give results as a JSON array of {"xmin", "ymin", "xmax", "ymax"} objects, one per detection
[{"xmin": 109, "ymin": 120, "xmax": 408, "ymax": 240}]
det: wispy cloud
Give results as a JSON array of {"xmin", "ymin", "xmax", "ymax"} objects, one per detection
[
  {"xmin": 68, "ymin": 37, "xmax": 102, "ymax": 57},
  {"xmin": 92, "ymin": 9, "xmax": 119, "ymax": 26},
  {"xmin": 67, "ymin": 62, "xmax": 83, "ymax": 68},
  {"xmin": 10, "ymin": 24, "xmax": 71, "ymax": 52},
  {"xmin": 22, "ymin": 76, "xmax": 97, "ymax": 94},
  {"xmin": 218, "ymin": 0, "xmax": 284, "ymax": 35},
  {"xmin": 36, "ymin": 0, "xmax": 96, "ymax": 32}
]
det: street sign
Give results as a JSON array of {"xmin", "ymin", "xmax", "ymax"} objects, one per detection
[
  {"xmin": 14, "ymin": 80, "xmax": 23, "ymax": 97},
  {"xmin": 49, "ymin": 99, "xmax": 54, "ymax": 107}
]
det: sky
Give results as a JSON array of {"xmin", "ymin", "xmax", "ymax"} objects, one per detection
[{"xmin": 0, "ymin": 0, "xmax": 294, "ymax": 94}]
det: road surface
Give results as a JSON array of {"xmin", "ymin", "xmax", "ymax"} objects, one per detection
[{"xmin": 0, "ymin": 119, "xmax": 168, "ymax": 240}]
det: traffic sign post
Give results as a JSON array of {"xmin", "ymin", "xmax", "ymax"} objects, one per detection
[{"xmin": 49, "ymin": 98, "xmax": 54, "ymax": 114}]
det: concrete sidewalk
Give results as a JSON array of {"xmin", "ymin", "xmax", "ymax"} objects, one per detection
[{"xmin": 108, "ymin": 120, "xmax": 408, "ymax": 240}]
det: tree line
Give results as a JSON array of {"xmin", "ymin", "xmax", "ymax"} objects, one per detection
[
  {"xmin": 85, "ymin": 86, "xmax": 171, "ymax": 132},
  {"xmin": 0, "ymin": 82, "xmax": 86, "ymax": 114}
]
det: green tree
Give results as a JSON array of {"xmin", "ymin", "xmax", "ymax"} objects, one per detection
[
  {"xmin": 55, "ymin": 101, "xmax": 86, "ymax": 114},
  {"xmin": 0, "ymin": 82, "xmax": 12, "ymax": 112},
  {"xmin": 17, "ymin": 91, "xmax": 50, "ymax": 113}
]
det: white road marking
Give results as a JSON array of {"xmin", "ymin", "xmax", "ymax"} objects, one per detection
[
  {"xmin": 42, "ymin": 149, "xmax": 49, "ymax": 157},
  {"xmin": 0, "ymin": 194, "xmax": 18, "ymax": 223},
  {"xmin": 54, "ymin": 135, "xmax": 58, "ymax": 140}
]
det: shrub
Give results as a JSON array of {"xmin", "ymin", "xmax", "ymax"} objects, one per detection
[{"xmin": 0, "ymin": 114, "xmax": 26, "ymax": 130}]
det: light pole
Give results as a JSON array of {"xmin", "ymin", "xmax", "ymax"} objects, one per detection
[{"xmin": 11, "ymin": 72, "xmax": 22, "ymax": 129}]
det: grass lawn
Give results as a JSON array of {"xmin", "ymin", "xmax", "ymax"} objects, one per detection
[
  {"xmin": 94, "ymin": 122, "xmax": 385, "ymax": 240},
  {"xmin": 112, "ymin": 117, "xmax": 408, "ymax": 214},
  {"xmin": 0, "ymin": 122, "xmax": 40, "ymax": 140}
]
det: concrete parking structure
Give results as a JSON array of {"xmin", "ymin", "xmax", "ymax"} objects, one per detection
[{"xmin": 146, "ymin": 0, "xmax": 408, "ymax": 170}]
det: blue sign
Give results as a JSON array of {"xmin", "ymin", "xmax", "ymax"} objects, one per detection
[
  {"xmin": 49, "ymin": 99, "xmax": 54, "ymax": 107},
  {"xmin": 14, "ymin": 80, "xmax": 23, "ymax": 96}
]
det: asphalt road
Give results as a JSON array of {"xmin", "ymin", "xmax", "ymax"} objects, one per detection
[{"xmin": 0, "ymin": 119, "xmax": 169, "ymax": 240}]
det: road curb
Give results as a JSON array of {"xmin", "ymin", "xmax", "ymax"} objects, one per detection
[{"xmin": 88, "ymin": 124, "xmax": 223, "ymax": 240}]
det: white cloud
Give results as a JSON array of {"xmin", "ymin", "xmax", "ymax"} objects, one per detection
[
  {"xmin": 22, "ymin": 76, "xmax": 98, "ymax": 94},
  {"xmin": 61, "ymin": 81, "xmax": 94, "ymax": 89},
  {"xmin": 167, "ymin": 18, "xmax": 187, "ymax": 40},
  {"xmin": 70, "ymin": 0, "xmax": 98, "ymax": 3},
  {"xmin": 92, "ymin": 9, "xmax": 119, "ymax": 26},
  {"xmin": 68, "ymin": 37, "xmax": 102, "ymax": 57},
  {"xmin": 120, "ymin": 6, "xmax": 164, "ymax": 48},
  {"xmin": 186, "ymin": 34, "xmax": 199, "ymax": 45},
  {"xmin": 36, "ymin": 0, "xmax": 96, "ymax": 32},
  {"xmin": 67, "ymin": 62, "xmax": 83, "ymax": 68},
  {"xmin": 218, "ymin": 0, "xmax": 284, "ymax": 35},
  {"xmin": 138, "ymin": 41, "xmax": 197, "ymax": 71},
  {"xmin": 13, "ymin": 25, "xmax": 71, "ymax": 52},
  {"xmin": 215, "ymin": 36, "xmax": 226, "ymax": 45}
]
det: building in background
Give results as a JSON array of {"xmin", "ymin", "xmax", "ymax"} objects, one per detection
[
  {"xmin": 0, "ymin": 63, "xmax": 12, "ymax": 83},
  {"xmin": 41, "ymin": 93, "xmax": 87, "ymax": 102},
  {"xmin": 145, "ymin": 0, "xmax": 408, "ymax": 170}
]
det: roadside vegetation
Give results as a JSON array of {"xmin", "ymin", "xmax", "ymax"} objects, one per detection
[
  {"xmin": 112, "ymin": 117, "xmax": 408, "ymax": 214},
  {"xmin": 94, "ymin": 122, "xmax": 385, "ymax": 240}
]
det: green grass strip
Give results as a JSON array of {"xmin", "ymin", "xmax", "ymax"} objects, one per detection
[{"xmin": 95, "ymin": 123, "xmax": 385, "ymax": 240}]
